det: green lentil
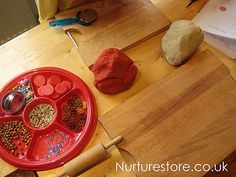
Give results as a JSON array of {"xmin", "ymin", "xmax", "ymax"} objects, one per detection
[{"xmin": 29, "ymin": 104, "xmax": 55, "ymax": 128}]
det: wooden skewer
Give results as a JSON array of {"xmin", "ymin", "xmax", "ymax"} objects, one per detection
[
  {"xmin": 54, "ymin": 135, "xmax": 123, "ymax": 177},
  {"xmin": 65, "ymin": 28, "xmax": 80, "ymax": 48},
  {"xmin": 104, "ymin": 136, "xmax": 123, "ymax": 149}
]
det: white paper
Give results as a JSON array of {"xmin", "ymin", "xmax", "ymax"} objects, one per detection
[
  {"xmin": 204, "ymin": 32, "xmax": 236, "ymax": 59},
  {"xmin": 193, "ymin": 0, "xmax": 236, "ymax": 39}
]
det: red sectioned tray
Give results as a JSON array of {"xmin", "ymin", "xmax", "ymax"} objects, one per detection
[{"xmin": 0, "ymin": 67, "xmax": 97, "ymax": 170}]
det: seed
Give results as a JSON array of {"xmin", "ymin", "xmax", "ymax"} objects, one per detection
[
  {"xmin": 29, "ymin": 104, "xmax": 55, "ymax": 128},
  {"xmin": 62, "ymin": 95, "xmax": 87, "ymax": 132}
]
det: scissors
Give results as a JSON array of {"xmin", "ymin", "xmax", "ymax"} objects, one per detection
[{"xmin": 49, "ymin": 8, "xmax": 99, "ymax": 27}]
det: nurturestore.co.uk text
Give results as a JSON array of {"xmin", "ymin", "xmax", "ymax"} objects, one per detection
[{"xmin": 116, "ymin": 161, "xmax": 228, "ymax": 173}]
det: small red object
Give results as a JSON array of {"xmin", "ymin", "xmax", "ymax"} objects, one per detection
[
  {"xmin": 33, "ymin": 75, "xmax": 46, "ymax": 87},
  {"xmin": 40, "ymin": 84, "xmax": 54, "ymax": 96},
  {"xmin": 48, "ymin": 75, "xmax": 61, "ymax": 86},
  {"xmin": 55, "ymin": 82, "xmax": 68, "ymax": 95}
]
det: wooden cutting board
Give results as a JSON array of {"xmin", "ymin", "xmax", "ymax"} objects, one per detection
[
  {"xmin": 100, "ymin": 50, "xmax": 236, "ymax": 177},
  {"xmin": 56, "ymin": 0, "xmax": 170, "ymax": 67}
]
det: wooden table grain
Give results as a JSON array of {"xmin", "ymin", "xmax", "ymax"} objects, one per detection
[{"xmin": 0, "ymin": 0, "xmax": 236, "ymax": 176}]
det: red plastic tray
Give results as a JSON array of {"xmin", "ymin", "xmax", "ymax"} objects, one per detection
[{"xmin": 0, "ymin": 67, "xmax": 97, "ymax": 170}]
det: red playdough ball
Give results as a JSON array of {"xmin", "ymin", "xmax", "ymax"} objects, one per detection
[
  {"xmin": 48, "ymin": 75, "xmax": 62, "ymax": 86},
  {"xmin": 91, "ymin": 48, "xmax": 138, "ymax": 94},
  {"xmin": 34, "ymin": 75, "xmax": 46, "ymax": 87}
]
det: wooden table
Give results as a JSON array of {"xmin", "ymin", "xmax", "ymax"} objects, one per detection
[{"xmin": 0, "ymin": 0, "xmax": 236, "ymax": 176}]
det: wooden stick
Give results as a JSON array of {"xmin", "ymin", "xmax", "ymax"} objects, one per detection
[
  {"xmin": 104, "ymin": 135, "xmax": 123, "ymax": 149},
  {"xmin": 65, "ymin": 28, "xmax": 80, "ymax": 48}
]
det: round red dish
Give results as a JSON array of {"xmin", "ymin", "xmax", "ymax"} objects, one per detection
[{"xmin": 0, "ymin": 67, "xmax": 97, "ymax": 170}]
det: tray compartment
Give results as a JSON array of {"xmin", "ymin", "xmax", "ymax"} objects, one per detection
[
  {"xmin": 0, "ymin": 76, "xmax": 35, "ymax": 117},
  {"xmin": 12, "ymin": 77, "xmax": 35, "ymax": 104},
  {"xmin": 0, "ymin": 116, "xmax": 34, "ymax": 158},
  {"xmin": 23, "ymin": 97, "xmax": 57, "ymax": 130},
  {"xmin": 27, "ymin": 123, "xmax": 76, "ymax": 161},
  {"xmin": 56, "ymin": 89, "xmax": 87, "ymax": 133},
  {"xmin": 31, "ymin": 72, "xmax": 74, "ymax": 101}
]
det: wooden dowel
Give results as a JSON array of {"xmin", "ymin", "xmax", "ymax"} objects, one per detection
[
  {"xmin": 104, "ymin": 135, "xmax": 123, "ymax": 149},
  {"xmin": 65, "ymin": 28, "xmax": 80, "ymax": 48}
]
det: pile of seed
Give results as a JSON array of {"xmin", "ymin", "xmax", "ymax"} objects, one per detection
[
  {"xmin": 0, "ymin": 120, "xmax": 32, "ymax": 154},
  {"xmin": 29, "ymin": 104, "xmax": 55, "ymax": 128},
  {"xmin": 62, "ymin": 95, "xmax": 86, "ymax": 132}
]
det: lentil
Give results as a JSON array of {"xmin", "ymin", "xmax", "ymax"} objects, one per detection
[
  {"xmin": 62, "ymin": 95, "xmax": 86, "ymax": 132},
  {"xmin": 29, "ymin": 104, "xmax": 55, "ymax": 128}
]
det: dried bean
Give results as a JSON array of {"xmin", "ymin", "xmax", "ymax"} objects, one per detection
[
  {"xmin": 62, "ymin": 95, "xmax": 87, "ymax": 132},
  {"xmin": 0, "ymin": 120, "xmax": 32, "ymax": 155}
]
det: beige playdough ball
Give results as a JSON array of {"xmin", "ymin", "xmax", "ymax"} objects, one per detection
[{"xmin": 162, "ymin": 20, "xmax": 204, "ymax": 65}]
